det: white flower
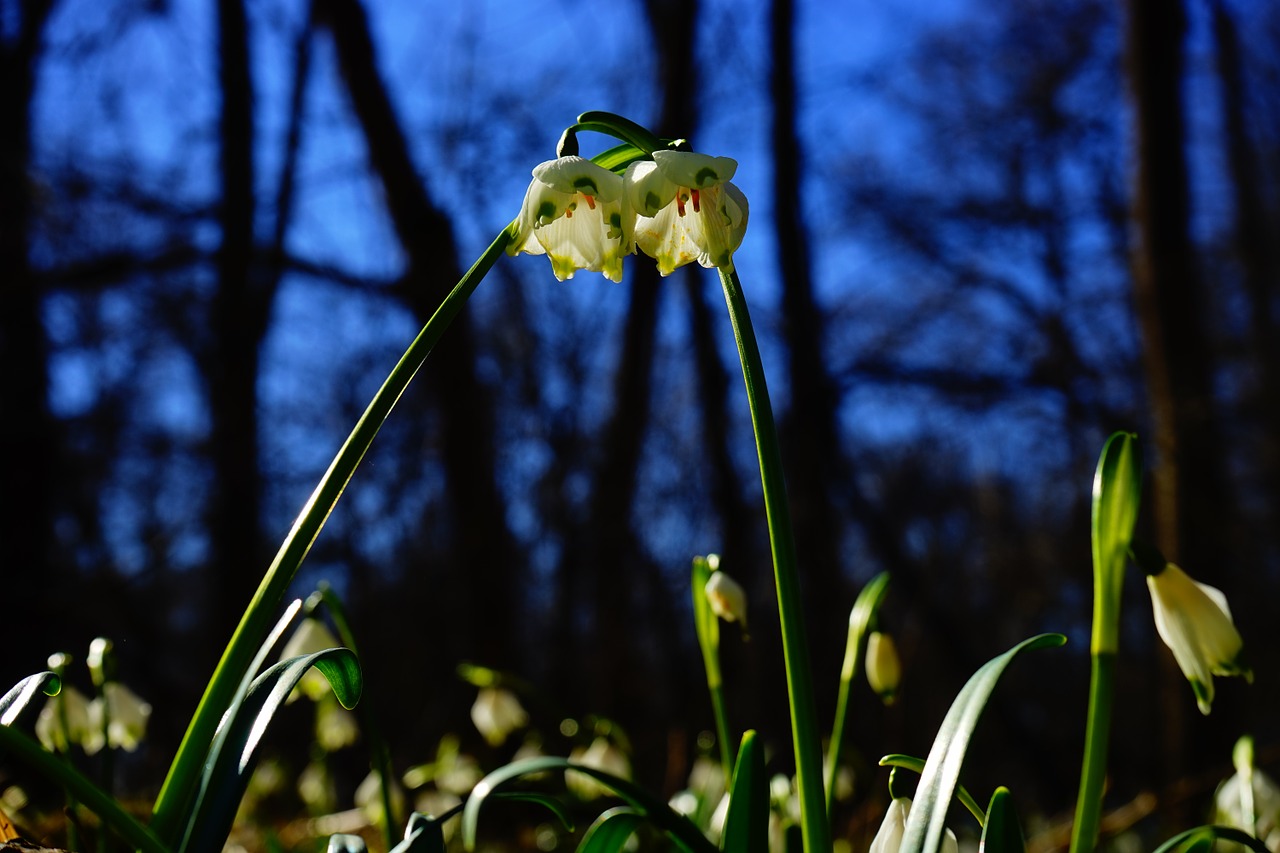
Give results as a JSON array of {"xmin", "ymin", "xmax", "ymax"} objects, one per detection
[
  {"xmin": 704, "ymin": 570, "xmax": 748, "ymax": 626},
  {"xmin": 866, "ymin": 632, "xmax": 902, "ymax": 705},
  {"xmin": 568, "ymin": 736, "xmax": 631, "ymax": 800},
  {"xmin": 509, "ymin": 155, "xmax": 629, "ymax": 282},
  {"xmin": 35, "ymin": 685, "xmax": 92, "ymax": 752},
  {"xmin": 470, "ymin": 686, "xmax": 529, "ymax": 747},
  {"xmin": 626, "ymin": 150, "xmax": 748, "ymax": 275},
  {"xmin": 868, "ymin": 798, "xmax": 957, "ymax": 853},
  {"xmin": 1147, "ymin": 563, "xmax": 1252, "ymax": 715},
  {"xmin": 84, "ymin": 682, "xmax": 152, "ymax": 754}
]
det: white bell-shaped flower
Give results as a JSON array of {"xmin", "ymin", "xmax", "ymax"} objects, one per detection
[
  {"xmin": 85, "ymin": 682, "xmax": 152, "ymax": 754},
  {"xmin": 1147, "ymin": 563, "xmax": 1252, "ymax": 715},
  {"xmin": 509, "ymin": 156, "xmax": 628, "ymax": 282},
  {"xmin": 36, "ymin": 685, "xmax": 92, "ymax": 752},
  {"xmin": 470, "ymin": 686, "xmax": 529, "ymax": 747},
  {"xmin": 568, "ymin": 736, "xmax": 631, "ymax": 800},
  {"xmin": 626, "ymin": 150, "xmax": 748, "ymax": 275},
  {"xmin": 704, "ymin": 570, "xmax": 748, "ymax": 627}
]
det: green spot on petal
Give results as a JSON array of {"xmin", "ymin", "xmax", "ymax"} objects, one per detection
[
  {"xmin": 645, "ymin": 191, "xmax": 662, "ymax": 213},
  {"xmin": 572, "ymin": 176, "xmax": 598, "ymax": 195},
  {"xmin": 610, "ymin": 212, "xmax": 621, "ymax": 228},
  {"xmin": 537, "ymin": 201, "xmax": 557, "ymax": 223},
  {"xmin": 694, "ymin": 167, "xmax": 718, "ymax": 187}
]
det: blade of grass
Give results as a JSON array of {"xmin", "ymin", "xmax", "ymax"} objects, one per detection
[{"xmin": 151, "ymin": 228, "xmax": 512, "ymax": 841}]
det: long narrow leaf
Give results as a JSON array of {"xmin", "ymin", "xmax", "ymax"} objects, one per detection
[
  {"xmin": 899, "ymin": 634, "xmax": 1065, "ymax": 853},
  {"xmin": 721, "ymin": 731, "xmax": 767, "ymax": 853},
  {"xmin": 0, "ymin": 672, "xmax": 61, "ymax": 726},
  {"xmin": 174, "ymin": 599, "xmax": 303, "ymax": 848},
  {"xmin": 461, "ymin": 757, "xmax": 716, "ymax": 853},
  {"xmin": 978, "ymin": 788, "xmax": 1025, "ymax": 853},
  {"xmin": 181, "ymin": 648, "xmax": 362, "ymax": 853},
  {"xmin": 0, "ymin": 724, "xmax": 167, "ymax": 853},
  {"xmin": 1152, "ymin": 826, "xmax": 1271, "ymax": 853},
  {"xmin": 577, "ymin": 807, "xmax": 644, "ymax": 853},
  {"xmin": 151, "ymin": 230, "xmax": 510, "ymax": 840}
]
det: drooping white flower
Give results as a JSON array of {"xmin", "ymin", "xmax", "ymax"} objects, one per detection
[
  {"xmin": 470, "ymin": 686, "xmax": 529, "ymax": 747},
  {"xmin": 35, "ymin": 685, "xmax": 92, "ymax": 753},
  {"xmin": 509, "ymin": 156, "xmax": 628, "ymax": 282},
  {"xmin": 866, "ymin": 631, "xmax": 902, "ymax": 705},
  {"xmin": 704, "ymin": 570, "xmax": 748, "ymax": 627},
  {"xmin": 868, "ymin": 798, "xmax": 957, "ymax": 853},
  {"xmin": 85, "ymin": 682, "xmax": 152, "ymax": 754},
  {"xmin": 568, "ymin": 736, "xmax": 632, "ymax": 800},
  {"xmin": 626, "ymin": 150, "xmax": 749, "ymax": 275},
  {"xmin": 1147, "ymin": 563, "xmax": 1251, "ymax": 715}
]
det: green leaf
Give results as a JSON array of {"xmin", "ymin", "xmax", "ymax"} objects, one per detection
[
  {"xmin": 577, "ymin": 807, "xmax": 644, "ymax": 853},
  {"xmin": 1090, "ymin": 432, "xmax": 1142, "ymax": 654},
  {"xmin": 876, "ymin": 755, "xmax": 984, "ymax": 825},
  {"xmin": 899, "ymin": 634, "xmax": 1066, "ymax": 853},
  {"xmin": 180, "ymin": 647, "xmax": 362, "ymax": 853},
  {"xmin": 721, "ymin": 731, "xmax": 767, "ymax": 853},
  {"xmin": 979, "ymin": 788, "xmax": 1025, "ymax": 853},
  {"xmin": 173, "ymin": 599, "xmax": 305, "ymax": 849},
  {"xmin": 1152, "ymin": 826, "xmax": 1271, "ymax": 853},
  {"xmin": 590, "ymin": 142, "xmax": 649, "ymax": 174},
  {"xmin": 492, "ymin": 791, "xmax": 576, "ymax": 833},
  {"xmin": 828, "ymin": 572, "xmax": 891, "ymax": 814},
  {"xmin": 0, "ymin": 723, "xmax": 167, "ymax": 853},
  {"xmin": 0, "ymin": 671, "xmax": 62, "ymax": 726},
  {"xmin": 461, "ymin": 756, "xmax": 716, "ymax": 853},
  {"xmin": 574, "ymin": 112, "xmax": 662, "ymax": 154}
]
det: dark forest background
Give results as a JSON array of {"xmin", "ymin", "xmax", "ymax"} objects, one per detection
[{"xmin": 4, "ymin": 0, "xmax": 1280, "ymax": 846}]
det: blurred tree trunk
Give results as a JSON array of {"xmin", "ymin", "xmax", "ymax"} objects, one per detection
[
  {"xmin": 0, "ymin": 0, "xmax": 58, "ymax": 684},
  {"xmin": 208, "ymin": 0, "xmax": 266, "ymax": 647},
  {"xmin": 1211, "ymin": 0, "xmax": 1280, "ymax": 515},
  {"xmin": 770, "ymin": 0, "xmax": 846, "ymax": 684},
  {"xmin": 1125, "ymin": 0, "xmax": 1222, "ymax": 802},
  {"xmin": 317, "ymin": 0, "xmax": 518, "ymax": 668}
]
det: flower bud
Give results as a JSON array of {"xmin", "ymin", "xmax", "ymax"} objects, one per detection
[
  {"xmin": 865, "ymin": 631, "xmax": 901, "ymax": 705},
  {"xmin": 470, "ymin": 687, "xmax": 529, "ymax": 747},
  {"xmin": 704, "ymin": 571, "xmax": 748, "ymax": 627}
]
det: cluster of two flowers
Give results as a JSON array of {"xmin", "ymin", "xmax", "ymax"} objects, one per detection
[{"xmin": 509, "ymin": 149, "xmax": 749, "ymax": 283}]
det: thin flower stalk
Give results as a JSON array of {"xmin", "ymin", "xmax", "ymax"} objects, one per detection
[{"xmin": 718, "ymin": 266, "xmax": 829, "ymax": 853}]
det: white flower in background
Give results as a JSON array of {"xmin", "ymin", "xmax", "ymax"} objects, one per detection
[
  {"xmin": 280, "ymin": 617, "xmax": 343, "ymax": 703},
  {"xmin": 866, "ymin": 631, "xmax": 902, "ymax": 705},
  {"xmin": 315, "ymin": 699, "xmax": 360, "ymax": 752},
  {"xmin": 470, "ymin": 686, "xmax": 529, "ymax": 747},
  {"xmin": 35, "ymin": 685, "xmax": 92, "ymax": 752},
  {"xmin": 868, "ymin": 798, "xmax": 957, "ymax": 853},
  {"xmin": 568, "ymin": 736, "xmax": 632, "ymax": 800},
  {"xmin": 355, "ymin": 770, "xmax": 406, "ymax": 828},
  {"xmin": 1214, "ymin": 737, "xmax": 1280, "ymax": 848},
  {"xmin": 509, "ymin": 156, "xmax": 629, "ymax": 282},
  {"xmin": 1147, "ymin": 563, "xmax": 1251, "ymax": 715},
  {"xmin": 626, "ymin": 149, "xmax": 748, "ymax": 275},
  {"xmin": 705, "ymin": 570, "xmax": 748, "ymax": 626},
  {"xmin": 83, "ymin": 682, "xmax": 152, "ymax": 754}
]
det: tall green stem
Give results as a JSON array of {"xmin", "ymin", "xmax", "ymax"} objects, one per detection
[
  {"xmin": 151, "ymin": 228, "xmax": 512, "ymax": 841},
  {"xmin": 718, "ymin": 268, "xmax": 830, "ymax": 853},
  {"xmin": 1071, "ymin": 652, "xmax": 1115, "ymax": 853},
  {"xmin": 1069, "ymin": 432, "xmax": 1141, "ymax": 853}
]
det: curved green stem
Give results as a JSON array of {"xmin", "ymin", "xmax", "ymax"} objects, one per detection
[
  {"xmin": 151, "ymin": 227, "xmax": 513, "ymax": 842},
  {"xmin": 717, "ymin": 268, "xmax": 830, "ymax": 853}
]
